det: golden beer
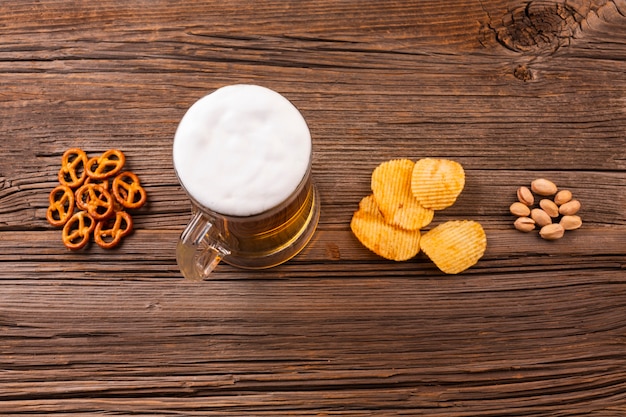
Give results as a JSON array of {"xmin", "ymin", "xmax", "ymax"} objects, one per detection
[{"xmin": 173, "ymin": 84, "xmax": 320, "ymax": 280}]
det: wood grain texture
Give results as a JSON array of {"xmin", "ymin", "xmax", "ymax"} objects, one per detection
[{"xmin": 1, "ymin": 0, "xmax": 625, "ymax": 415}]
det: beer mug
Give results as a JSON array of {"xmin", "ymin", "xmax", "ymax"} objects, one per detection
[{"xmin": 173, "ymin": 84, "xmax": 320, "ymax": 280}]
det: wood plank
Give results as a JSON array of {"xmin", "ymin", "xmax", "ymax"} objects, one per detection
[
  {"xmin": 1, "ymin": 272, "xmax": 626, "ymax": 414},
  {"xmin": 2, "ymin": 168, "xmax": 624, "ymax": 229}
]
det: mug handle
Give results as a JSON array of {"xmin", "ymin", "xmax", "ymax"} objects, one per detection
[{"xmin": 176, "ymin": 211, "xmax": 231, "ymax": 280}]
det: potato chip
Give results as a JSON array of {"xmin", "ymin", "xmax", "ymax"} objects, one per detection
[
  {"xmin": 371, "ymin": 159, "xmax": 434, "ymax": 230},
  {"xmin": 357, "ymin": 194, "xmax": 381, "ymax": 216},
  {"xmin": 420, "ymin": 220, "xmax": 486, "ymax": 274},
  {"xmin": 411, "ymin": 158, "xmax": 465, "ymax": 210},
  {"xmin": 350, "ymin": 195, "xmax": 421, "ymax": 261}
]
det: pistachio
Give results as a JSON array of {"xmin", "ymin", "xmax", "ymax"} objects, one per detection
[
  {"xmin": 511, "ymin": 179, "xmax": 582, "ymax": 239},
  {"xmin": 540, "ymin": 223, "xmax": 565, "ymax": 240},
  {"xmin": 516, "ymin": 186, "xmax": 534, "ymax": 206},
  {"xmin": 560, "ymin": 215, "xmax": 582, "ymax": 230},
  {"xmin": 514, "ymin": 216, "xmax": 536, "ymax": 232},
  {"xmin": 559, "ymin": 199, "xmax": 580, "ymax": 216},
  {"xmin": 510, "ymin": 202, "xmax": 531, "ymax": 217},
  {"xmin": 531, "ymin": 178, "xmax": 557, "ymax": 196},
  {"xmin": 554, "ymin": 189, "xmax": 572, "ymax": 206},
  {"xmin": 530, "ymin": 208, "xmax": 552, "ymax": 227},
  {"xmin": 539, "ymin": 199, "xmax": 559, "ymax": 218}
]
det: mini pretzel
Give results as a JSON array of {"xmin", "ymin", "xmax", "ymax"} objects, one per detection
[
  {"xmin": 94, "ymin": 210, "xmax": 133, "ymax": 249},
  {"xmin": 58, "ymin": 148, "xmax": 88, "ymax": 188},
  {"xmin": 85, "ymin": 149, "xmax": 125, "ymax": 180},
  {"xmin": 75, "ymin": 183, "xmax": 114, "ymax": 220},
  {"xmin": 84, "ymin": 176, "xmax": 110, "ymax": 191},
  {"xmin": 46, "ymin": 184, "xmax": 75, "ymax": 227},
  {"xmin": 112, "ymin": 171, "xmax": 147, "ymax": 209},
  {"xmin": 62, "ymin": 211, "xmax": 96, "ymax": 250}
]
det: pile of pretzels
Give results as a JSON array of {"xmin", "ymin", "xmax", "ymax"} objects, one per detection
[{"xmin": 46, "ymin": 148, "xmax": 147, "ymax": 250}]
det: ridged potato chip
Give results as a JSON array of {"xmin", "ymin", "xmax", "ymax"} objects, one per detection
[
  {"xmin": 357, "ymin": 193, "xmax": 381, "ymax": 216},
  {"xmin": 371, "ymin": 159, "xmax": 434, "ymax": 230},
  {"xmin": 420, "ymin": 220, "xmax": 486, "ymax": 274},
  {"xmin": 411, "ymin": 158, "xmax": 465, "ymax": 210},
  {"xmin": 350, "ymin": 195, "xmax": 421, "ymax": 261}
]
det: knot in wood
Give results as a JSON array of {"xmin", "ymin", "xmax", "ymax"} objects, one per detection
[
  {"xmin": 514, "ymin": 64, "xmax": 534, "ymax": 81},
  {"xmin": 494, "ymin": 1, "xmax": 583, "ymax": 54}
]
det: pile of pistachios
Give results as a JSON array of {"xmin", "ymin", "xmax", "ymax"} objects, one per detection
[{"xmin": 510, "ymin": 178, "xmax": 582, "ymax": 240}]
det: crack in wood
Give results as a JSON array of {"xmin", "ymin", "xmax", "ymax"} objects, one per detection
[{"xmin": 492, "ymin": 1, "xmax": 585, "ymax": 54}]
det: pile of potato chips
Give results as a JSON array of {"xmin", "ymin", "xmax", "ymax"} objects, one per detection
[{"xmin": 350, "ymin": 158, "xmax": 486, "ymax": 274}]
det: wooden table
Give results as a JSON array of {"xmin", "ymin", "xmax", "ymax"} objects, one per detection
[{"xmin": 2, "ymin": 0, "xmax": 625, "ymax": 414}]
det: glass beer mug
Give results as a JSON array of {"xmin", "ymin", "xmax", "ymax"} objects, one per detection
[{"xmin": 173, "ymin": 84, "xmax": 320, "ymax": 280}]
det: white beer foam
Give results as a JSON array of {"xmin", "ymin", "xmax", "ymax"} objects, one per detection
[{"xmin": 173, "ymin": 84, "xmax": 311, "ymax": 217}]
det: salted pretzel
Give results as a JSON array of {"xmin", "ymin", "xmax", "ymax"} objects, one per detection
[
  {"xmin": 112, "ymin": 171, "xmax": 147, "ymax": 209},
  {"xmin": 84, "ymin": 176, "xmax": 110, "ymax": 191},
  {"xmin": 94, "ymin": 210, "xmax": 133, "ymax": 249},
  {"xmin": 75, "ymin": 183, "xmax": 114, "ymax": 220},
  {"xmin": 62, "ymin": 211, "xmax": 96, "ymax": 250},
  {"xmin": 58, "ymin": 148, "xmax": 88, "ymax": 188},
  {"xmin": 49, "ymin": 147, "xmax": 147, "ymax": 250},
  {"xmin": 46, "ymin": 184, "xmax": 75, "ymax": 227},
  {"xmin": 85, "ymin": 149, "xmax": 126, "ymax": 180}
]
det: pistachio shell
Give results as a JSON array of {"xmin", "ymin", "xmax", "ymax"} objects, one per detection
[
  {"xmin": 559, "ymin": 199, "xmax": 581, "ymax": 216},
  {"xmin": 539, "ymin": 199, "xmax": 559, "ymax": 218},
  {"xmin": 514, "ymin": 217, "xmax": 536, "ymax": 232},
  {"xmin": 560, "ymin": 215, "xmax": 582, "ymax": 230},
  {"xmin": 531, "ymin": 178, "xmax": 557, "ymax": 196},
  {"xmin": 516, "ymin": 186, "xmax": 534, "ymax": 206},
  {"xmin": 531, "ymin": 208, "xmax": 552, "ymax": 227},
  {"xmin": 554, "ymin": 190, "xmax": 572, "ymax": 206},
  {"xmin": 540, "ymin": 223, "xmax": 565, "ymax": 240},
  {"xmin": 510, "ymin": 202, "xmax": 531, "ymax": 217}
]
